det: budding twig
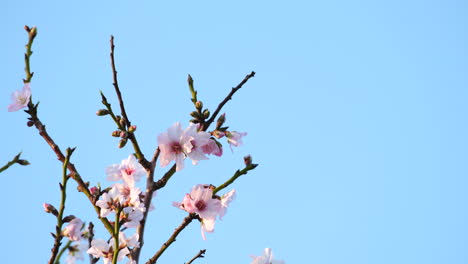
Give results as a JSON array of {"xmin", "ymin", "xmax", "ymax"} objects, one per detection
[
  {"xmin": 0, "ymin": 152, "xmax": 29, "ymax": 173},
  {"xmin": 213, "ymin": 159, "xmax": 258, "ymax": 196},
  {"xmin": 106, "ymin": 36, "xmax": 150, "ymax": 170},
  {"xmin": 185, "ymin": 249, "xmax": 206, "ymax": 264},
  {"xmin": 203, "ymin": 71, "xmax": 256, "ymax": 131},
  {"xmin": 20, "ymin": 27, "xmax": 115, "ymax": 237},
  {"xmin": 48, "ymin": 148, "xmax": 73, "ymax": 264}
]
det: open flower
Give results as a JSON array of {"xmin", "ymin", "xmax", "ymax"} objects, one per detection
[
  {"xmin": 250, "ymin": 248, "xmax": 285, "ymax": 264},
  {"xmin": 62, "ymin": 217, "xmax": 83, "ymax": 241},
  {"xmin": 174, "ymin": 184, "xmax": 235, "ymax": 240},
  {"xmin": 226, "ymin": 131, "xmax": 247, "ymax": 149},
  {"xmin": 8, "ymin": 83, "xmax": 31, "ymax": 112},
  {"xmin": 158, "ymin": 122, "xmax": 222, "ymax": 171},
  {"xmin": 87, "ymin": 232, "xmax": 136, "ymax": 264},
  {"xmin": 181, "ymin": 123, "xmax": 212, "ymax": 165},
  {"xmin": 106, "ymin": 154, "xmax": 145, "ymax": 183},
  {"xmin": 158, "ymin": 122, "xmax": 186, "ymax": 171}
]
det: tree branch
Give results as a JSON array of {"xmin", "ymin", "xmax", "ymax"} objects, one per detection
[
  {"xmin": 185, "ymin": 249, "xmax": 206, "ymax": 264},
  {"xmin": 146, "ymin": 214, "xmax": 199, "ymax": 264},
  {"xmin": 203, "ymin": 71, "xmax": 255, "ymax": 131}
]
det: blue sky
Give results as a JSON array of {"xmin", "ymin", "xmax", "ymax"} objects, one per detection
[{"xmin": 2, "ymin": 1, "xmax": 468, "ymax": 263}]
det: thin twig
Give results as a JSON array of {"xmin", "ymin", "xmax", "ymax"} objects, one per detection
[
  {"xmin": 185, "ymin": 249, "xmax": 206, "ymax": 264},
  {"xmin": 54, "ymin": 240, "xmax": 72, "ymax": 264},
  {"xmin": 203, "ymin": 71, "xmax": 255, "ymax": 131},
  {"xmin": 213, "ymin": 162, "xmax": 258, "ymax": 196},
  {"xmin": 107, "ymin": 37, "xmax": 150, "ymax": 170},
  {"xmin": 88, "ymin": 222, "xmax": 99, "ymax": 264},
  {"xmin": 110, "ymin": 35, "xmax": 130, "ymax": 128},
  {"xmin": 48, "ymin": 148, "xmax": 73, "ymax": 264},
  {"xmin": 146, "ymin": 214, "xmax": 199, "ymax": 264},
  {"xmin": 0, "ymin": 152, "xmax": 29, "ymax": 173},
  {"xmin": 131, "ymin": 148, "xmax": 160, "ymax": 262},
  {"xmin": 31, "ymin": 117, "xmax": 114, "ymax": 235},
  {"xmin": 20, "ymin": 27, "xmax": 114, "ymax": 236}
]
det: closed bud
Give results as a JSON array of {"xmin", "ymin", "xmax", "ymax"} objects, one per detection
[
  {"xmin": 29, "ymin": 26, "xmax": 37, "ymax": 38},
  {"xmin": 96, "ymin": 109, "xmax": 109, "ymax": 116},
  {"xmin": 195, "ymin": 101, "xmax": 203, "ymax": 111},
  {"xmin": 190, "ymin": 119, "xmax": 200, "ymax": 124},
  {"xmin": 216, "ymin": 113, "xmax": 226, "ymax": 129},
  {"xmin": 27, "ymin": 120, "xmax": 35, "ymax": 127},
  {"xmin": 118, "ymin": 138, "xmax": 128, "ymax": 148},
  {"xmin": 190, "ymin": 111, "xmax": 200, "ymax": 119},
  {"xmin": 213, "ymin": 130, "xmax": 225, "ymax": 139},
  {"xmin": 128, "ymin": 125, "xmax": 137, "ymax": 133},
  {"xmin": 119, "ymin": 118, "xmax": 127, "ymax": 128},
  {"xmin": 43, "ymin": 203, "xmax": 58, "ymax": 216},
  {"xmin": 17, "ymin": 159, "xmax": 30, "ymax": 166},
  {"xmin": 244, "ymin": 155, "xmax": 253, "ymax": 166},
  {"xmin": 89, "ymin": 186, "xmax": 99, "ymax": 196},
  {"xmin": 62, "ymin": 215, "xmax": 76, "ymax": 223},
  {"xmin": 203, "ymin": 109, "xmax": 210, "ymax": 119},
  {"xmin": 111, "ymin": 130, "xmax": 121, "ymax": 137},
  {"xmin": 120, "ymin": 131, "xmax": 128, "ymax": 138},
  {"xmin": 188, "ymin": 74, "xmax": 193, "ymax": 86}
]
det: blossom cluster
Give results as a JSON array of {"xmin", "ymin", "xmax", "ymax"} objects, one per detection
[
  {"xmin": 88, "ymin": 232, "xmax": 139, "ymax": 264},
  {"xmin": 86, "ymin": 155, "xmax": 148, "ymax": 263},
  {"xmin": 97, "ymin": 154, "xmax": 148, "ymax": 228},
  {"xmin": 158, "ymin": 122, "xmax": 246, "ymax": 171},
  {"xmin": 11, "ymin": 68, "xmax": 278, "ymax": 263}
]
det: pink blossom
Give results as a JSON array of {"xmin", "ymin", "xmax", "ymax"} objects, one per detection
[
  {"xmin": 201, "ymin": 139, "xmax": 223, "ymax": 157},
  {"xmin": 181, "ymin": 123, "xmax": 212, "ymax": 165},
  {"xmin": 106, "ymin": 154, "xmax": 145, "ymax": 183},
  {"xmin": 226, "ymin": 131, "xmax": 247, "ymax": 148},
  {"xmin": 158, "ymin": 122, "xmax": 186, "ymax": 171},
  {"xmin": 174, "ymin": 184, "xmax": 235, "ymax": 240},
  {"xmin": 87, "ymin": 236, "xmax": 131, "ymax": 264},
  {"xmin": 8, "ymin": 83, "xmax": 31, "ymax": 112},
  {"xmin": 96, "ymin": 185, "xmax": 123, "ymax": 217},
  {"xmin": 250, "ymin": 248, "xmax": 285, "ymax": 264},
  {"xmin": 63, "ymin": 218, "xmax": 83, "ymax": 241},
  {"xmin": 87, "ymin": 239, "xmax": 112, "ymax": 264},
  {"xmin": 219, "ymin": 189, "xmax": 236, "ymax": 219}
]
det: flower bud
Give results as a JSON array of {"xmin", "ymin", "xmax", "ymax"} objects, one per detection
[
  {"xmin": 119, "ymin": 118, "xmax": 127, "ymax": 128},
  {"xmin": 17, "ymin": 159, "xmax": 30, "ymax": 166},
  {"xmin": 89, "ymin": 186, "xmax": 99, "ymax": 196},
  {"xmin": 120, "ymin": 131, "xmax": 128, "ymax": 138},
  {"xmin": 96, "ymin": 109, "xmax": 110, "ymax": 116},
  {"xmin": 118, "ymin": 138, "xmax": 128, "ymax": 148},
  {"xmin": 190, "ymin": 111, "xmax": 201, "ymax": 119},
  {"xmin": 62, "ymin": 215, "xmax": 76, "ymax": 223},
  {"xmin": 29, "ymin": 26, "xmax": 37, "ymax": 38},
  {"xmin": 195, "ymin": 101, "xmax": 203, "ymax": 111},
  {"xmin": 43, "ymin": 203, "xmax": 58, "ymax": 216},
  {"xmin": 27, "ymin": 120, "xmax": 35, "ymax": 127},
  {"xmin": 216, "ymin": 113, "xmax": 226, "ymax": 129},
  {"xmin": 213, "ymin": 130, "xmax": 225, "ymax": 139},
  {"xmin": 128, "ymin": 125, "xmax": 137, "ymax": 133},
  {"xmin": 203, "ymin": 109, "xmax": 210, "ymax": 119},
  {"xmin": 111, "ymin": 130, "xmax": 121, "ymax": 137},
  {"xmin": 244, "ymin": 155, "xmax": 252, "ymax": 166}
]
